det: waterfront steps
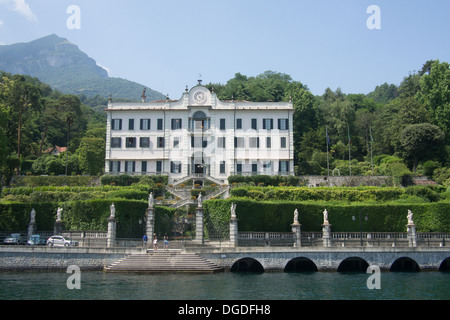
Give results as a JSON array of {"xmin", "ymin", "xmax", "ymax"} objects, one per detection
[{"xmin": 103, "ymin": 251, "xmax": 223, "ymax": 273}]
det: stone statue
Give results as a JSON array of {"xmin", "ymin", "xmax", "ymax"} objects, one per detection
[
  {"xmin": 231, "ymin": 203, "xmax": 237, "ymax": 219},
  {"xmin": 198, "ymin": 193, "xmax": 203, "ymax": 208},
  {"xmin": 110, "ymin": 203, "xmax": 116, "ymax": 219},
  {"xmin": 148, "ymin": 192, "xmax": 154, "ymax": 208},
  {"xmin": 323, "ymin": 209, "xmax": 329, "ymax": 225},
  {"xmin": 30, "ymin": 208, "xmax": 36, "ymax": 224},
  {"xmin": 56, "ymin": 207, "xmax": 62, "ymax": 221},
  {"xmin": 293, "ymin": 209, "xmax": 299, "ymax": 224},
  {"xmin": 407, "ymin": 209, "xmax": 414, "ymax": 225}
]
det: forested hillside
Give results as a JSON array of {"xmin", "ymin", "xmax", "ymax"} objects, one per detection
[
  {"xmin": 0, "ymin": 60, "xmax": 449, "ymax": 187},
  {"xmin": 207, "ymin": 61, "xmax": 450, "ymax": 186}
]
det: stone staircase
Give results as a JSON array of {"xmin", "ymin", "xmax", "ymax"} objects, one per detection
[{"xmin": 103, "ymin": 251, "xmax": 223, "ymax": 273}]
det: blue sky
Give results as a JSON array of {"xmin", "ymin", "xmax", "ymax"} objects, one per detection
[{"xmin": 0, "ymin": 0, "xmax": 449, "ymax": 99}]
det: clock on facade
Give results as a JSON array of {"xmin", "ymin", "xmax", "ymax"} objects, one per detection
[{"xmin": 193, "ymin": 91, "xmax": 207, "ymax": 104}]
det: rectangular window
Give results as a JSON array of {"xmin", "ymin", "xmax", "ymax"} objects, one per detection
[
  {"xmin": 170, "ymin": 161, "xmax": 182, "ymax": 173},
  {"xmin": 263, "ymin": 119, "xmax": 274, "ymax": 130},
  {"xmin": 157, "ymin": 137, "xmax": 165, "ymax": 148},
  {"xmin": 140, "ymin": 119, "xmax": 151, "ymax": 130},
  {"xmin": 278, "ymin": 119, "xmax": 289, "ymax": 130},
  {"xmin": 263, "ymin": 161, "xmax": 272, "ymax": 173},
  {"xmin": 281, "ymin": 137, "xmax": 287, "ymax": 148},
  {"xmin": 157, "ymin": 119, "xmax": 163, "ymax": 130},
  {"xmin": 220, "ymin": 118, "xmax": 226, "ymax": 130},
  {"xmin": 249, "ymin": 137, "xmax": 260, "ymax": 148},
  {"xmin": 126, "ymin": 137, "xmax": 136, "ymax": 148},
  {"xmin": 125, "ymin": 161, "xmax": 136, "ymax": 173},
  {"xmin": 252, "ymin": 163, "xmax": 258, "ymax": 174},
  {"xmin": 236, "ymin": 118, "xmax": 242, "ymax": 130},
  {"xmin": 217, "ymin": 137, "xmax": 226, "ymax": 148},
  {"xmin": 156, "ymin": 161, "xmax": 162, "ymax": 173},
  {"xmin": 251, "ymin": 118, "xmax": 257, "ymax": 130},
  {"xmin": 111, "ymin": 137, "xmax": 121, "ymax": 148},
  {"xmin": 173, "ymin": 137, "xmax": 180, "ymax": 148},
  {"xmin": 266, "ymin": 137, "xmax": 271, "ymax": 149},
  {"xmin": 220, "ymin": 161, "xmax": 226, "ymax": 174},
  {"xmin": 236, "ymin": 163, "xmax": 242, "ymax": 173},
  {"xmin": 234, "ymin": 137, "xmax": 245, "ymax": 148},
  {"xmin": 111, "ymin": 119, "xmax": 122, "ymax": 130},
  {"xmin": 171, "ymin": 119, "xmax": 182, "ymax": 130},
  {"xmin": 140, "ymin": 137, "xmax": 150, "ymax": 148},
  {"xmin": 141, "ymin": 161, "xmax": 147, "ymax": 173},
  {"xmin": 279, "ymin": 161, "xmax": 289, "ymax": 173},
  {"xmin": 129, "ymin": 119, "xmax": 134, "ymax": 130},
  {"xmin": 110, "ymin": 161, "xmax": 121, "ymax": 173}
]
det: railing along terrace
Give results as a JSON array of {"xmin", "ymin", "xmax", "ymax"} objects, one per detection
[{"xmin": 238, "ymin": 232, "xmax": 295, "ymax": 247}]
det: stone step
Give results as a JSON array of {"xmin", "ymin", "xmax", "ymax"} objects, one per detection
[{"xmin": 104, "ymin": 251, "xmax": 223, "ymax": 273}]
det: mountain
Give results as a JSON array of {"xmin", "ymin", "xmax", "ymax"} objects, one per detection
[{"xmin": 0, "ymin": 34, "xmax": 164, "ymax": 101}]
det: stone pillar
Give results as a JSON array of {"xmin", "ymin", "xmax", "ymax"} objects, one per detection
[
  {"xmin": 322, "ymin": 223, "xmax": 332, "ymax": 247},
  {"xmin": 107, "ymin": 217, "xmax": 116, "ymax": 248},
  {"xmin": 28, "ymin": 208, "xmax": 36, "ymax": 239},
  {"xmin": 407, "ymin": 223, "xmax": 417, "ymax": 248},
  {"xmin": 195, "ymin": 206, "xmax": 204, "ymax": 244},
  {"xmin": 291, "ymin": 223, "xmax": 302, "ymax": 248},
  {"xmin": 230, "ymin": 217, "xmax": 239, "ymax": 247},
  {"xmin": 107, "ymin": 203, "xmax": 117, "ymax": 248},
  {"xmin": 146, "ymin": 207, "xmax": 154, "ymax": 241}
]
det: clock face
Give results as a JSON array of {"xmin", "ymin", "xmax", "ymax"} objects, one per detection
[{"xmin": 193, "ymin": 91, "xmax": 207, "ymax": 104}]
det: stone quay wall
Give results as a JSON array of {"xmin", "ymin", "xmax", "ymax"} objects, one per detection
[{"xmin": 0, "ymin": 247, "xmax": 140, "ymax": 271}]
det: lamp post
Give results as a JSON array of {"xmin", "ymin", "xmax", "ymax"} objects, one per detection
[{"xmin": 352, "ymin": 210, "xmax": 368, "ymax": 246}]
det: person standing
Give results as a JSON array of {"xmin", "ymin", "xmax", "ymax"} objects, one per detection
[
  {"xmin": 142, "ymin": 234, "xmax": 148, "ymax": 250},
  {"xmin": 163, "ymin": 235, "xmax": 169, "ymax": 251},
  {"xmin": 153, "ymin": 234, "xmax": 158, "ymax": 251}
]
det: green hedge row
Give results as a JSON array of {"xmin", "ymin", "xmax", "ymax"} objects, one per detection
[
  {"xmin": 10, "ymin": 175, "xmax": 97, "ymax": 187},
  {"xmin": 203, "ymin": 198, "xmax": 450, "ymax": 233},
  {"xmin": 0, "ymin": 199, "xmax": 177, "ymax": 238},
  {"xmin": 230, "ymin": 185, "xmax": 445, "ymax": 203},
  {"xmin": 228, "ymin": 175, "xmax": 303, "ymax": 186},
  {"xmin": 100, "ymin": 175, "xmax": 168, "ymax": 186}
]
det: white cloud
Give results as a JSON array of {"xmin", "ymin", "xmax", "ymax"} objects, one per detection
[{"xmin": 0, "ymin": 0, "xmax": 38, "ymax": 22}]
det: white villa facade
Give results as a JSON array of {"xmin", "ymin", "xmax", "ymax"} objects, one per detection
[{"xmin": 104, "ymin": 84, "xmax": 294, "ymax": 184}]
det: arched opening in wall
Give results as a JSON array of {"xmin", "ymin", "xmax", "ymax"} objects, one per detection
[
  {"xmin": 337, "ymin": 257, "xmax": 369, "ymax": 272},
  {"xmin": 438, "ymin": 257, "xmax": 450, "ymax": 272},
  {"xmin": 230, "ymin": 258, "xmax": 264, "ymax": 273},
  {"xmin": 284, "ymin": 257, "xmax": 318, "ymax": 272},
  {"xmin": 390, "ymin": 257, "xmax": 421, "ymax": 272}
]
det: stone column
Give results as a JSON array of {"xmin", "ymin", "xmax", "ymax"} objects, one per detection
[
  {"xmin": 322, "ymin": 223, "xmax": 332, "ymax": 247},
  {"xmin": 195, "ymin": 206, "xmax": 204, "ymax": 244},
  {"xmin": 291, "ymin": 209, "xmax": 301, "ymax": 248},
  {"xmin": 407, "ymin": 224, "xmax": 417, "ymax": 248},
  {"xmin": 107, "ymin": 203, "xmax": 117, "ymax": 248},
  {"xmin": 230, "ymin": 217, "xmax": 239, "ymax": 247},
  {"xmin": 146, "ymin": 207, "xmax": 154, "ymax": 241},
  {"xmin": 28, "ymin": 208, "xmax": 36, "ymax": 239}
]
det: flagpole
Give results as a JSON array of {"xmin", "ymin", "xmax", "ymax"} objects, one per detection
[
  {"xmin": 348, "ymin": 126, "xmax": 351, "ymax": 176},
  {"xmin": 326, "ymin": 126, "xmax": 330, "ymax": 177},
  {"xmin": 370, "ymin": 126, "xmax": 374, "ymax": 176}
]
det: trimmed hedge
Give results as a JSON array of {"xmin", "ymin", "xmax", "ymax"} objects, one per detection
[
  {"xmin": 0, "ymin": 199, "xmax": 177, "ymax": 238},
  {"xmin": 230, "ymin": 185, "xmax": 445, "ymax": 203},
  {"xmin": 203, "ymin": 198, "xmax": 450, "ymax": 233}
]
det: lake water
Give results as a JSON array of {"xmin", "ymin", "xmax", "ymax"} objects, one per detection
[{"xmin": 0, "ymin": 271, "xmax": 449, "ymax": 300}]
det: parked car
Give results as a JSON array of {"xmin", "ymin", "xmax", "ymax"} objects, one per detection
[
  {"xmin": 47, "ymin": 235, "xmax": 78, "ymax": 247},
  {"xmin": 3, "ymin": 233, "xmax": 26, "ymax": 245},
  {"xmin": 27, "ymin": 235, "xmax": 47, "ymax": 246}
]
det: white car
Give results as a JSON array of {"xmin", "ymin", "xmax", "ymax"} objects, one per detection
[{"xmin": 47, "ymin": 235, "xmax": 78, "ymax": 247}]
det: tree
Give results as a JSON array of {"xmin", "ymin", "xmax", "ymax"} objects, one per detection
[
  {"xmin": 400, "ymin": 123, "xmax": 445, "ymax": 171},
  {"xmin": 77, "ymin": 137, "xmax": 105, "ymax": 175}
]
